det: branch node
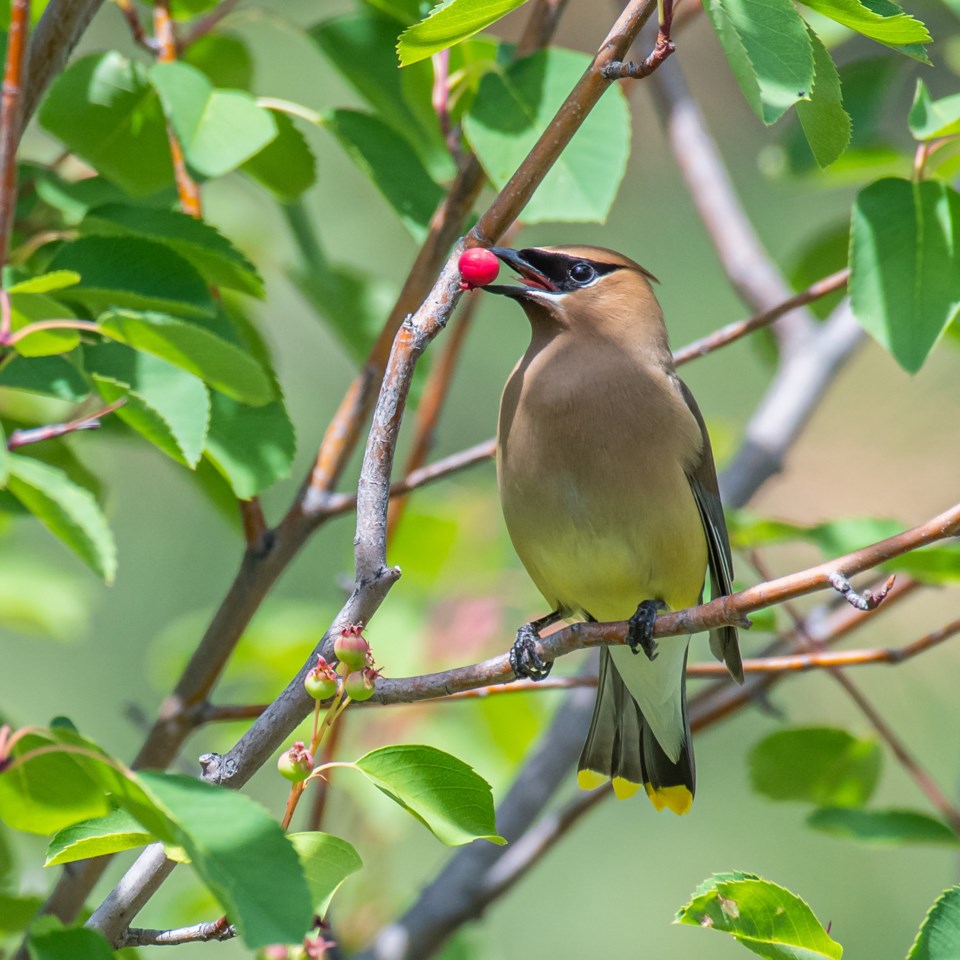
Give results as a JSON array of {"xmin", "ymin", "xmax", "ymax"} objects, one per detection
[{"xmin": 828, "ymin": 572, "xmax": 896, "ymax": 612}]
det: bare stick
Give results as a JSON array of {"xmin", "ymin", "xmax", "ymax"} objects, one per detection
[
  {"xmin": 7, "ymin": 399, "xmax": 125, "ymax": 449},
  {"xmin": 0, "ymin": 0, "xmax": 30, "ymax": 266},
  {"xmin": 115, "ymin": 0, "xmax": 157, "ymax": 53},
  {"xmin": 651, "ymin": 57, "xmax": 815, "ymax": 351},
  {"xmin": 120, "ymin": 917, "xmax": 234, "ymax": 947}
]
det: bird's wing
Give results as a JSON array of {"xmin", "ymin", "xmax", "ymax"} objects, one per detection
[{"xmin": 676, "ymin": 378, "xmax": 743, "ymax": 684}]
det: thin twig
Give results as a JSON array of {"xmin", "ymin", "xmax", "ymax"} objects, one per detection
[
  {"xmin": 0, "ymin": 0, "xmax": 30, "ymax": 266},
  {"xmin": 7, "ymin": 398, "xmax": 126, "ymax": 449},
  {"xmin": 751, "ymin": 552, "xmax": 960, "ymax": 834},
  {"xmin": 120, "ymin": 917, "xmax": 234, "ymax": 947},
  {"xmin": 651, "ymin": 56, "xmax": 815, "ymax": 352},
  {"xmin": 180, "ymin": 0, "xmax": 242, "ymax": 50},
  {"xmin": 115, "ymin": 0, "xmax": 158, "ymax": 52},
  {"xmin": 601, "ymin": 0, "xmax": 675, "ymax": 79}
]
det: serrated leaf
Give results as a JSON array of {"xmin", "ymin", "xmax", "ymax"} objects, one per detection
[
  {"xmin": 850, "ymin": 177, "xmax": 960, "ymax": 373},
  {"xmin": 353, "ymin": 745, "xmax": 503, "ymax": 846},
  {"xmin": 203, "ymin": 391, "xmax": 295, "ymax": 498},
  {"xmin": 136, "ymin": 772, "xmax": 314, "ymax": 949},
  {"xmin": 242, "ymin": 111, "xmax": 317, "ymax": 202},
  {"xmin": 463, "ymin": 48, "xmax": 630, "ymax": 223},
  {"xmin": 45, "ymin": 808, "xmax": 152, "ymax": 865},
  {"xmin": 321, "ymin": 108, "xmax": 444, "ymax": 241},
  {"xmin": 289, "ymin": 832, "xmax": 363, "ymax": 917},
  {"xmin": 909, "ymin": 80, "xmax": 960, "ymax": 142},
  {"xmin": 151, "ymin": 62, "xmax": 277, "ymax": 177},
  {"xmin": 38, "ymin": 52, "xmax": 173, "ymax": 197},
  {"xmin": 807, "ymin": 808, "xmax": 960, "ymax": 847},
  {"xmin": 796, "ymin": 29, "xmax": 850, "ymax": 169},
  {"xmin": 8, "ymin": 271, "xmax": 81, "ymax": 295},
  {"xmin": 48, "ymin": 236, "xmax": 215, "ymax": 318},
  {"xmin": 0, "ymin": 354, "xmax": 90, "ymax": 403},
  {"xmin": 27, "ymin": 923, "xmax": 115, "ymax": 960},
  {"xmin": 397, "ymin": 0, "xmax": 530, "ymax": 66},
  {"xmin": 80, "ymin": 204, "xmax": 263, "ymax": 297},
  {"xmin": 908, "ymin": 887, "xmax": 960, "ymax": 960},
  {"xmin": 86, "ymin": 342, "xmax": 210, "ymax": 467},
  {"xmin": 750, "ymin": 727, "xmax": 881, "ymax": 807},
  {"xmin": 797, "ymin": 0, "xmax": 930, "ymax": 46},
  {"xmin": 703, "ymin": 0, "xmax": 815, "ymax": 125},
  {"xmin": 0, "ymin": 729, "xmax": 110, "ymax": 834},
  {"xmin": 310, "ymin": 12, "xmax": 451, "ymax": 177},
  {"xmin": 7, "ymin": 293, "xmax": 79, "ymax": 357},
  {"xmin": 183, "ymin": 33, "xmax": 253, "ymax": 89},
  {"xmin": 6, "ymin": 455, "xmax": 117, "ymax": 582},
  {"xmin": 676, "ymin": 875, "xmax": 843, "ymax": 960},
  {"xmin": 99, "ymin": 310, "xmax": 273, "ymax": 406}
]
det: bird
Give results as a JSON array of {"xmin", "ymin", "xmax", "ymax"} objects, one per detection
[{"xmin": 483, "ymin": 244, "xmax": 743, "ymax": 815}]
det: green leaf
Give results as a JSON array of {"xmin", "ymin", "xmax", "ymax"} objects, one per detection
[
  {"xmin": 38, "ymin": 53, "xmax": 173, "ymax": 197},
  {"xmin": 183, "ymin": 33, "xmax": 254, "ymax": 89},
  {"xmin": 909, "ymin": 80, "xmax": 960, "ymax": 142},
  {"xmin": 310, "ymin": 12, "xmax": 451, "ymax": 177},
  {"xmin": 45, "ymin": 808, "xmax": 152, "ymax": 866},
  {"xmin": 790, "ymin": 223, "xmax": 849, "ymax": 319},
  {"xmin": 397, "ymin": 0, "xmax": 530, "ymax": 66},
  {"xmin": 796, "ymin": 0, "xmax": 930, "ymax": 46},
  {"xmin": 908, "ymin": 887, "xmax": 960, "ymax": 960},
  {"xmin": 289, "ymin": 832, "xmax": 363, "ymax": 917},
  {"xmin": 796, "ymin": 29, "xmax": 850, "ymax": 169},
  {"xmin": 884, "ymin": 544, "xmax": 960, "ymax": 585},
  {"xmin": 463, "ymin": 48, "xmax": 631, "ymax": 223},
  {"xmin": 27, "ymin": 923, "xmax": 115, "ymax": 960},
  {"xmin": 850, "ymin": 178, "xmax": 960, "ymax": 373},
  {"xmin": 242, "ymin": 111, "xmax": 317, "ymax": 202},
  {"xmin": 749, "ymin": 727, "xmax": 881, "ymax": 807},
  {"xmin": 675, "ymin": 875, "xmax": 843, "ymax": 960},
  {"xmin": 80, "ymin": 204, "xmax": 264, "ymax": 297},
  {"xmin": 362, "ymin": 0, "xmax": 426, "ymax": 24},
  {"xmin": 807, "ymin": 808, "xmax": 960, "ymax": 847},
  {"xmin": 8, "ymin": 271, "xmax": 81, "ymax": 295},
  {"xmin": 203, "ymin": 391, "xmax": 295, "ymax": 498},
  {"xmin": 0, "ymin": 353, "xmax": 89, "ymax": 402},
  {"xmin": 49, "ymin": 236, "xmax": 215, "ymax": 318},
  {"xmin": 0, "ymin": 729, "xmax": 110, "ymax": 834},
  {"xmin": 85, "ymin": 342, "xmax": 211, "ymax": 467},
  {"xmin": 321, "ymin": 109, "xmax": 444, "ymax": 241},
  {"xmin": 353, "ymin": 745, "xmax": 503, "ymax": 846},
  {"xmin": 136, "ymin": 772, "xmax": 313, "ymax": 949},
  {"xmin": 99, "ymin": 310, "xmax": 274, "ymax": 406},
  {"xmin": 0, "ymin": 893, "xmax": 45, "ymax": 934},
  {"xmin": 6, "ymin": 455, "xmax": 117, "ymax": 583},
  {"xmin": 7, "ymin": 293, "xmax": 79, "ymax": 358},
  {"xmin": 150, "ymin": 62, "xmax": 278, "ymax": 178},
  {"xmin": 702, "ymin": 0, "xmax": 815, "ymax": 125}
]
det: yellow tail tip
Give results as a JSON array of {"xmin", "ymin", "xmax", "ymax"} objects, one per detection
[
  {"xmin": 611, "ymin": 777, "xmax": 642, "ymax": 800},
  {"xmin": 645, "ymin": 783, "xmax": 693, "ymax": 815},
  {"xmin": 577, "ymin": 769, "xmax": 608, "ymax": 791}
]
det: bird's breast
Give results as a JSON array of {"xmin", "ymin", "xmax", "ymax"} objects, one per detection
[{"xmin": 497, "ymin": 341, "xmax": 707, "ymax": 620}]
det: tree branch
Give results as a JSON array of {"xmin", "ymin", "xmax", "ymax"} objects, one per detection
[{"xmin": 0, "ymin": 0, "xmax": 30, "ymax": 266}]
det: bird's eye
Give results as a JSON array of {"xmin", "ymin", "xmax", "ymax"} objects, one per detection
[{"xmin": 569, "ymin": 262, "xmax": 596, "ymax": 285}]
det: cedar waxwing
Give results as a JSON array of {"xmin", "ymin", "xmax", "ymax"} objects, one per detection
[{"xmin": 485, "ymin": 245, "xmax": 743, "ymax": 815}]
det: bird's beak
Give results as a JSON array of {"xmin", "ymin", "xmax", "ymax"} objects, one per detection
[{"xmin": 485, "ymin": 247, "xmax": 559, "ymax": 299}]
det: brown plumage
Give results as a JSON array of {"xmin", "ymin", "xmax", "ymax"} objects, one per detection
[{"xmin": 486, "ymin": 245, "xmax": 742, "ymax": 813}]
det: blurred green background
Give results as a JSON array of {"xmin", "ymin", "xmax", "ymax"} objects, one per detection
[{"xmin": 3, "ymin": 0, "xmax": 960, "ymax": 957}]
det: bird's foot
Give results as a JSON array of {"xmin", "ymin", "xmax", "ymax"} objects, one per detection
[
  {"xmin": 510, "ymin": 622, "xmax": 553, "ymax": 680},
  {"xmin": 627, "ymin": 600, "xmax": 666, "ymax": 661}
]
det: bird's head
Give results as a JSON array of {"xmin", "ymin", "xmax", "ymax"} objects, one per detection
[{"xmin": 484, "ymin": 245, "xmax": 664, "ymax": 345}]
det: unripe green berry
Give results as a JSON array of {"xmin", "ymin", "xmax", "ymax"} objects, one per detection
[
  {"xmin": 278, "ymin": 741, "xmax": 313, "ymax": 782},
  {"xmin": 305, "ymin": 656, "xmax": 339, "ymax": 701},
  {"xmin": 343, "ymin": 667, "xmax": 377, "ymax": 702},
  {"xmin": 333, "ymin": 624, "xmax": 371, "ymax": 671}
]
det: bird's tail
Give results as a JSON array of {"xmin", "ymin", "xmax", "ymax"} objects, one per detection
[{"xmin": 577, "ymin": 647, "xmax": 694, "ymax": 815}]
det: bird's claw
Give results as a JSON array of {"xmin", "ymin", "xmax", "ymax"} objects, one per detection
[
  {"xmin": 510, "ymin": 622, "xmax": 553, "ymax": 680},
  {"xmin": 627, "ymin": 600, "xmax": 665, "ymax": 661}
]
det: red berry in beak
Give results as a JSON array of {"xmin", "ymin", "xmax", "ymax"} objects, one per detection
[{"xmin": 458, "ymin": 247, "xmax": 500, "ymax": 289}]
